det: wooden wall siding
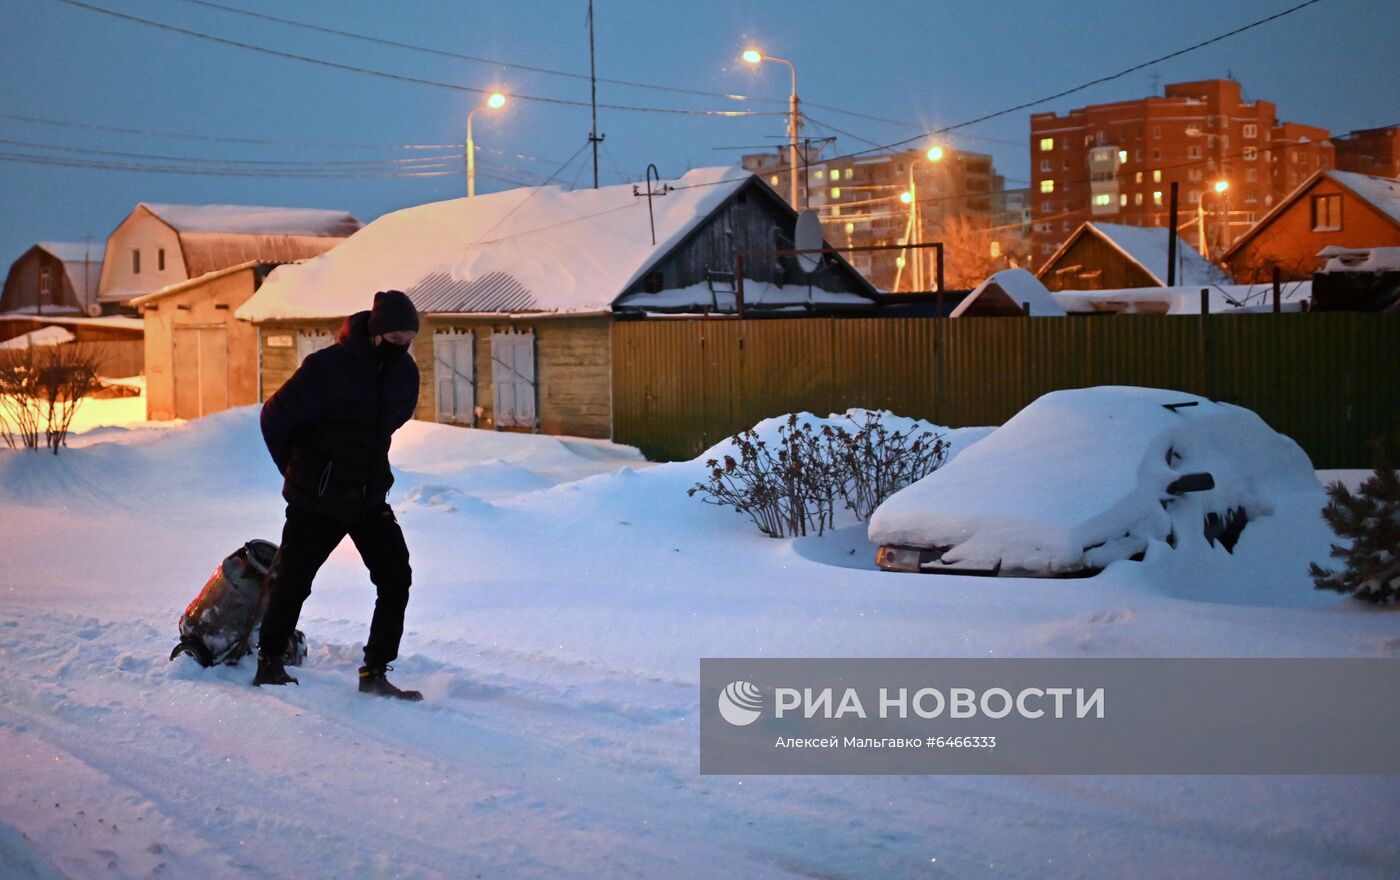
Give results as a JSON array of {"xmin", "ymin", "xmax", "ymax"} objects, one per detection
[
  {"xmin": 100, "ymin": 210, "xmax": 187, "ymax": 301},
  {"xmin": 1, "ymin": 248, "xmax": 82, "ymax": 313},
  {"xmin": 260, "ymin": 314, "xmax": 612, "ymax": 440},
  {"xmin": 611, "ymin": 313, "xmax": 1400, "ymax": 469},
  {"xmin": 1041, "ymin": 233, "xmax": 1159, "ymax": 291},
  {"xmin": 618, "ymin": 181, "xmax": 872, "ymax": 301},
  {"xmin": 258, "ymin": 319, "xmax": 343, "ymax": 402},
  {"xmin": 143, "ymin": 267, "xmax": 261, "ymax": 420}
]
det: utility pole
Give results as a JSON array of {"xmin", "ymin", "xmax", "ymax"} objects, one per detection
[{"xmin": 587, "ymin": 0, "xmax": 603, "ymax": 188}]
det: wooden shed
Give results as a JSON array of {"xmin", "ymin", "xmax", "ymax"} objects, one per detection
[
  {"xmin": 1036, "ymin": 222, "xmax": 1229, "ymax": 291},
  {"xmin": 237, "ymin": 168, "xmax": 880, "ymax": 440},
  {"xmin": 1223, "ymin": 170, "xmax": 1400, "ymax": 282},
  {"xmin": 98, "ymin": 203, "xmax": 360, "ymax": 311},
  {"xmin": 1, "ymin": 242, "xmax": 105, "ymax": 318},
  {"xmin": 131, "ymin": 262, "xmax": 276, "ymax": 420}
]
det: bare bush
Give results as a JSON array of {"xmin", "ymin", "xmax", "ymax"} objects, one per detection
[
  {"xmin": 688, "ymin": 412, "xmax": 948, "ymax": 538},
  {"xmin": 0, "ymin": 343, "xmax": 103, "ymax": 454}
]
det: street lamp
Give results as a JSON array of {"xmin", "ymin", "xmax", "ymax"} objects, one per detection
[
  {"xmin": 1212, "ymin": 179, "xmax": 1230, "ymax": 255},
  {"xmin": 896, "ymin": 145, "xmax": 945, "ymax": 291},
  {"xmin": 466, "ymin": 91, "xmax": 508, "ymax": 198},
  {"xmin": 742, "ymin": 47, "xmax": 800, "ymax": 208}
]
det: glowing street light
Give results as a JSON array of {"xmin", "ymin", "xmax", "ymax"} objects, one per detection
[
  {"xmin": 896, "ymin": 144, "xmax": 946, "ymax": 291},
  {"xmin": 1213, "ymin": 179, "xmax": 1229, "ymax": 194},
  {"xmin": 466, "ymin": 91, "xmax": 508, "ymax": 198},
  {"xmin": 899, "ymin": 191, "xmax": 914, "ymax": 204},
  {"xmin": 742, "ymin": 46, "xmax": 800, "ymax": 208},
  {"xmin": 926, "ymin": 145, "xmax": 945, "ymax": 162}
]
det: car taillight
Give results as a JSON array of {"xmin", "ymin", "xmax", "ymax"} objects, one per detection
[{"xmin": 875, "ymin": 545, "xmax": 925, "ymax": 572}]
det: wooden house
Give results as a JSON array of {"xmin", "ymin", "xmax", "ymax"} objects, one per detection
[
  {"xmin": 236, "ymin": 168, "xmax": 880, "ymax": 439},
  {"xmin": 98, "ymin": 203, "xmax": 360, "ymax": 311},
  {"xmin": 1036, "ymin": 222, "xmax": 1229, "ymax": 291},
  {"xmin": 131, "ymin": 262, "xmax": 279, "ymax": 421},
  {"xmin": 1, "ymin": 242, "xmax": 105, "ymax": 318},
  {"xmin": 1223, "ymin": 170, "xmax": 1400, "ymax": 282}
]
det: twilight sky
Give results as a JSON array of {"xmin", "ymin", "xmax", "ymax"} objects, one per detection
[{"xmin": 2, "ymin": 0, "xmax": 1396, "ymax": 271}]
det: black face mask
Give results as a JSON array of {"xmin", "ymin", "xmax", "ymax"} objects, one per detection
[{"xmin": 376, "ymin": 340, "xmax": 411, "ymax": 365}]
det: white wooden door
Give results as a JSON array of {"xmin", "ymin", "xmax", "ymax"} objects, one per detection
[
  {"xmin": 296, "ymin": 329, "xmax": 334, "ymax": 364},
  {"xmin": 490, "ymin": 329, "xmax": 536, "ymax": 429},
  {"xmin": 172, "ymin": 325, "xmax": 228, "ymax": 420},
  {"xmin": 433, "ymin": 330, "xmax": 475, "ymax": 424}
]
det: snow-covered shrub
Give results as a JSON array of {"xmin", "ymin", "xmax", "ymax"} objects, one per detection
[
  {"xmin": 1311, "ymin": 451, "xmax": 1400, "ymax": 605},
  {"xmin": 688, "ymin": 412, "xmax": 947, "ymax": 538}
]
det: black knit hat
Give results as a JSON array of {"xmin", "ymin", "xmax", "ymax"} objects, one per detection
[{"xmin": 368, "ymin": 290, "xmax": 419, "ymax": 336}]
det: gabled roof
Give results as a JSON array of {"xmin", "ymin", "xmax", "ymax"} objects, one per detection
[
  {"xmin": 237, "ymin": 167, "xmax": 781, "ymax": 321},
  {"xmin": 129, "ymin": 260, "xmax": 277, "ymax": 307},
  {"xmin": 1038, "ymin": 222, "xmax": 1229, "ymax": 287},
  {"xmin": 1222, "ymin": 169, "xmax": 1400, "ymax": 260},
  {"xmin": 139, "ymin": 203, "xmax": 361, "ymax": 237},
  {"xmin": 950, "ymin": 268, "xmax": 1066, "ymax": 317},
  {"xmin": 33, "ymin": 241, "xmax": 104, "ymax": 307}
]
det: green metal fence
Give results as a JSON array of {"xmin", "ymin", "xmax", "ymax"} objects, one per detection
[{"xmin": 611, "ymin": 313, "xmax": 1400, "ymax": 468}]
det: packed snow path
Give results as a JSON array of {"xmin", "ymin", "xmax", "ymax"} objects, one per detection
[{"xmin": 1, "ymin": 409, "xmax": 1397, "ymax": 879}]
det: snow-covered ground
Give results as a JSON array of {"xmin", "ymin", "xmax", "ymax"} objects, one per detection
[{"xmin": 1, "ymin": 406, "xmax": 1397, "ymax": 879}]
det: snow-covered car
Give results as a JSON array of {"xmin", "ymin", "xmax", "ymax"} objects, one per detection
[{"xmin": 868, "ymin": 387, "xmax": 1320, "ymax": 577}]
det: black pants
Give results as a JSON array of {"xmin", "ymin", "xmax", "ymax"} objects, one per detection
[{"xmin": 259, "ymin": 502, "xmax": 412, "ymax": 669}]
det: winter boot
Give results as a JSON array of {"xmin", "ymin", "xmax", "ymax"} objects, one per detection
[
  {"xmin": 358, "ymin": 665, "xmax": 423, "ymax": 702},
  {"xmin": 253, "ymin": 653, "xmax": 299, "ymax": 687}
]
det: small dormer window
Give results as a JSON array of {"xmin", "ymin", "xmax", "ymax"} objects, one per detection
[
  {"xmin": 132, "ymin": 249, "xmax": 141, "ymax": 274},
  {"xmin": 158, "ymin": 248, "xmax": 166, "ymax": 271}
]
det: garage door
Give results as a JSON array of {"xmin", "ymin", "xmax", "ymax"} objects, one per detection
[{"xmin": 173, "ymin": 325, "xmax": 228, "ymax": 419}]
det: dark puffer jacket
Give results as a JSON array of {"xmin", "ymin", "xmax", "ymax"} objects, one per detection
[{"xmin": 260, "ymin": 311, "xmax": 420, "ymax": 524}]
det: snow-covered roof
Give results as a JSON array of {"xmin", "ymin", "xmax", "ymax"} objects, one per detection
[
  {"xmin": 1317, "ymin": 245, "xmax": 1400, "ymax": 274},
  {"xmin": 140, "ymin": 203, "xmax": 361, "ymax": 237},
  {"xmin": 1052, "ymin": 282, "xmax": 1312, "ymax": 315},
  {"xmin": 950, "ymin": 268, "xmax": 1066, "ymax": 317},
  {"xmin": 129, "ymin": 260, "xmax": 274, "ymax": 307},
  {"xmin": 237, "ymin": 167, "xmax": 754, "ymax": 321},
  {"xmin": 1222, "ymin": 170, "xmax": 1400, "ymax": 261},
  {"xmin": 1066, "ymin": 222, "xmax": 1230, "ymax": 287},
  {"xmin": 1326, "ymin": 170, "xmax": 1400, "ymax": 226},
  {"xmin": 0, "ymin": 312, "xmax": 145, "ymax": 332},
  {"xmin": 36, "ymin": 241, "xmax": 104, "ymax": 264},
  {"xmin": 0, "ymin": 326, "xmax": 75, "ymax": 348}
]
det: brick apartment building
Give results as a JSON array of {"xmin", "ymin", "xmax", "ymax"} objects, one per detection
[
  {"xmin": 1029, "ymin": 79, "xmax": 1333, "ymax": 266},
  {"xmin": 1332, "ymin": 125, "xmax": 1400, "ymax": 180},
  {"xmin": 742, "ymin": 145, "xmax": 1010, "ymax": 291}
]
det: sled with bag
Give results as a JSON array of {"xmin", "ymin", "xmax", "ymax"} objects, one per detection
[{"xmin": 169, "ymin": 539, "xmax": 307, "ymax": 668}]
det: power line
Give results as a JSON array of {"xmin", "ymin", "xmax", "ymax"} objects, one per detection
[
  {"xmin": 173, "ymin": 0, "xmax": 943, "ymax": 132},
  {"xmin": 0, "ymin": 111, "xmax": 455, "ymax": 150},
  {"xmin": 52, "ymin": 0, "xmax": 782, "ymax": 117},
  {"xmin": 670, "ymin": 0, "xmax": 1332, "ymax": 193}
]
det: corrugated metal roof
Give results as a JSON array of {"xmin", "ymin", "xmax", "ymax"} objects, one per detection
[
  {"xmin": 405, "ymin": 271, "xmax": 537, "ymax": 313},
  {"xmin": 180, "ymin": 233, "xmax": 344, "ymax": 280},
  {"xmin": 141, "ymin": 203, "xmax": 361, "ymax": 236}
]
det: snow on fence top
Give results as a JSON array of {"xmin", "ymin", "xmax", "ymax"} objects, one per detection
[
  {"xmin": 141, "ymin": 203, "xmax": 362, "ymax": 237},
  {"xmin": 236, "ymin": 167, "xmax": 751, "ymax": 321}
]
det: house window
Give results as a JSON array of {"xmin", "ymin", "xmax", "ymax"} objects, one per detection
[
  {"xmin": 1311, "ymin": 194, "xmax": 1342, "ymax": 231},
  {"xmin": 1153, "ymin": 126, "xmax": 1162, "ymax": 139},
  {"xmin": 1243, "ymin": 147, "xmax": 1257, "ymax": 161},
  {"xmin": 295, "ymin": 329, "xmax": 335, "ymax": 364},
  {"xmin": 1117, "ymin": 149, "xmax": 1128, "ymax": 163},
  {"xmin": 1041, "ymin": 201, "xmax": 1052, "ymax": 213},
  {"xmin": 1244, "ymin": 189, "xmax": 1257, "ymax": 204},
  {"xmin": 1246, "ymin": 168, "xmax": 1258, "ymax": 182},
  {"xmin": 157, "ymin": 248, "xmax": 166, "ymax": 271},
  {"xmin": 1039, "ymin": 137, "xmax": 1054, "ymax": 151},
  {"xmin": 1188, "ymin": 145, "xmax": 1202, "ymax": 159},
  {"xmin": 1152, "ymin": 169, "xmax": 1162, "ymax": 182},
  {"xmin": 1135, "ymin": 172, "xmax": 1143, "ymax": 184},
  {"xmin": 814, "ymin": 169, "xmax": 825, "ymax": 180},
  {"xmin": 1243, "ymin": 123, "xmax": 1258, "ymax": 139},
  {"xmin": 1189, "ymin": 190, "xmax": 1201, "ymax": 204},
  {"xmin": 830, "ymin": 187, "xmax": 840, "ymax": 199},
  {"xmin": 1135, "ymin": 193, "xmax": 1144, "ymax": 206},
  {"xmin": 1120, "ymin": 193, "xmax": 1128, "ymax": 206},
  {"xmin": 131, "ymin": 249, "xmax": 141, "ymax": 274},
  {"xmin": 434, "ymin": 330, "xmax": 476, "ymax": 425},
  {"xmin": 38, "ymin": 266, "xmax": 52, "ymax": 301},
  {"xmin": 770, "ymin": 175, "xmax": 779, "ymax": 186},
  {"xmin": 1039, "ymin": 159, "xmax": 1052, "ymax": 172},
  {"xmin": 1153, "ymin": 149, "xmax": 1161, "ymax": 160},
  {"xmin": 1093, "ymin": 194, "xmax": 1112, "ymax": 206},
  {"xmin": 1153, "ymin": 191, "xmax": 1163, "ymax": 206},
  {"xmin": 1040, "ymin": 179, "xmax": 1055, "ymax": 193}
]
